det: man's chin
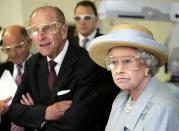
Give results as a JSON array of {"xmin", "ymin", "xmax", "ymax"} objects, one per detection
[{"xmin": 40, "ymin": 51, "xmax": 50, "ymax": 57}]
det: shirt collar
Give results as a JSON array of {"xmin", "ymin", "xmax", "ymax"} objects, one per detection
[
  {"xmin": 78, "ymin": 30, "xmax": 97, "ymax": 42},
  {"xmin": 47, "ymin": 40, "xmax": 69, "ymax": 66}
]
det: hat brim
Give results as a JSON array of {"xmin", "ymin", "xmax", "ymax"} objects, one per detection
[{"xmin": 89, "ymin": 34, "xmax": 168, "ymax": 69}]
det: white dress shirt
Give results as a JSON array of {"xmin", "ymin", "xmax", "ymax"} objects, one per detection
[
  {"xmin": 78, "ymin": 30, "xmax": 97, "ymax": 50},
  {"xmin": 47, "ymin": 40, "xmax": 69, "ymax": 75}
]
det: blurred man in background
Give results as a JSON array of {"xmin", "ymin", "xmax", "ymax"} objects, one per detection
[
  {"xmin": 71, "ymin": 0, "xmax": 102, "ymax": 50},
  {"xmin": 0, "ymin": 25, "xmax": 32, "ymax": 131}
]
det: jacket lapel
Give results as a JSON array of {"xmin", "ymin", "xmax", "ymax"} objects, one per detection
[
  {"xmin": 48, "ymin": 43, "xmax": 77, "ymax": 104},
  {"xmin": 9, "ymin": 62, "xmax": 14, "ymax": 74},
  {"xmin": 37, "ymin": 57, "xmax": 51, "ymax": 105},
  {"xmin": 125, "ymin": 77, "xmax": 158, "ymax": 130}
]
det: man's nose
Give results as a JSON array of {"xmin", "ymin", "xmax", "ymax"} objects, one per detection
[{"xmin": 8, "ymin": 49, "xmax": 18, "ymax": 57}]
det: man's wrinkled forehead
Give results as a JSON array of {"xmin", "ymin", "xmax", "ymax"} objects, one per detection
[{"xmin": 30, "ymin": 8, "xmax": 58, "ymax": 25}]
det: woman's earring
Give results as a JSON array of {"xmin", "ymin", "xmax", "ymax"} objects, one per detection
[
  {"xmin": 145, "ymin": 71, "xmax": 148, "ymax": 76},
  {"xmin": 144, "ymin": 69, "xmax": 148, "ymax": 76}
]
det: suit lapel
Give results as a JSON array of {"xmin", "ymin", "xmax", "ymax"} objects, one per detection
[
  {"xmin": 49, "ymin": 43, "xmax": 77, "ymax": 104},
  {"xmin": 3, "ymin": 62, "xmax": 14, "ymax": 75},
  {"xmin": 125, "ymin": 78, "xmax": 157, "ymax": 130},
  {"xmin": 37, "ymin": 57, "xmax": 51, "ymax": 105},
  {"xmin": 8, "ymin": 62, "xmax": 14, "ymax": 74}
]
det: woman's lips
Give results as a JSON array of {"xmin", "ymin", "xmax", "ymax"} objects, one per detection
[{"xmin": 116, "ymin": 77, "xmax": 128, "ymax": 82}]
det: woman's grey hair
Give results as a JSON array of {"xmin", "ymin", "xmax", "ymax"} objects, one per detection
[{"xmin": 138, "ymin": 49, "xmax": 159, "ymax": 76}]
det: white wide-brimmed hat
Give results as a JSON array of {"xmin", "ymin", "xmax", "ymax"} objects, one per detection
[{"xmin": 88, "ymin": 23, "xmax": 168, "ymax": 69}]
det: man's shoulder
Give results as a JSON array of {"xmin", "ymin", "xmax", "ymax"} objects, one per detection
[
  {"xmin": 68, "ymin": 35, "xmax": 79, "ymax": 45},
  {"xmin": 0, "ymin": 61, "xmax": 13, "ymax": 66},
  {"xmin": 66, "ymin": 43, "xmax": 101, "ymax": 69},
  {"xmin": 0, "ymin": 61, "xmax": 13, "ymax": 76},
  {"xmin": 26, "ymin": 53, "xmax": 45, "ymax": 65},
  {"xmin": 95, "ymin": 32, "xmax": 103, "ymax": 37},
  {"xmin": 66, "ymin": 42, "xmax": 90, "ymax": 64}
]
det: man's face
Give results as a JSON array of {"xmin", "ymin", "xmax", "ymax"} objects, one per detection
[
  {"xmin": 29, "ymin": 8, "xmax": 68, "ymax": 59},
  {"xmin": 74, "ymin": 5, "xmax": 98, "ymax": 37},
  {"xmin": 2, "ymin": 28, "xmax": 31, "ymax": 64}
]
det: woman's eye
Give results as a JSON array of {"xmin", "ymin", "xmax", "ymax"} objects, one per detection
[
  {"xmin": 111, "ymin": 60, "xmax": 118, "ymax": 65},
  {"xmin": 123, "ymin": 58, "xmax": 133, "ymax": 64}
]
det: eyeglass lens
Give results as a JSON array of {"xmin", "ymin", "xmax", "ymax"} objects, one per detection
[
  {"xmin": 28, "ymin": 22, "xmax": 61, "ymax": 37},
  {"xmin": 2, "ymin": 41, "xmax": 26, "ymax": 53},
  {"xmin": 74, "ymin": 15, "xmax": 95, "ymax": 21},
  {"xmin": 105, "ymin": 56, "xmax": 142, "ymax": 71}
]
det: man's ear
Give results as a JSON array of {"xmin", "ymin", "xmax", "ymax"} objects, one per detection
[
  {"xmin": 26, "ymin": 38, "xmax": 32, "ymax": 49},
  {"xmin": 61, "ymin": 24, "xmax": 68, "ymax": 39}
]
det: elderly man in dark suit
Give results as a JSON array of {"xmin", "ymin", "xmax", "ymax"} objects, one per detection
[
  {"xmin": 8, "ymin": 6, "xmax": 118, "ymax": 131},
  {"xmin": 0, "ymin": 25, "xmax": 32, "ymax": 131}
]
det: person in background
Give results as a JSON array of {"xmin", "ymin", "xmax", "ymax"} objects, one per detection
[
  {"xmin": 89, "ymin": 23, "xmax": 179, "ymax": 131},
  {"xmin": 71, "ymin": 0, "xmax": 102, "ymax": 50},
  {"xmin": 0, "ymin": 25, "xmax": 32, "ymax": 131},
  {"xmin": 8, "ymin": 6, "xmax": 118, "ymax": 131},
  {"xmin": 0, "ymin": 27, "xmax": 8, "ymax": 63}
]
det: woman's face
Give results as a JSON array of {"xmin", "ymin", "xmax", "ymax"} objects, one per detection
[{"xmin": 109, "ymin": 47, "xmax": 149, "ymax": 93}]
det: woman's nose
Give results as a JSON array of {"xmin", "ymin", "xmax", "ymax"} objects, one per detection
[{"xmin": 115, "ymin": 65, "xmax": 125, "ymax": 74}]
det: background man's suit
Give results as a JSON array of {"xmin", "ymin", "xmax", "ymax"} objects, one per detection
[
  {"xmin": 69, "ymin": 31, "xmax": 102, "ymax": 47},
  {"xmin": 0, "ymin": 62, "xmax": 33, "ymax": 131},
  {"xmin": 0, "ymin": 62, "xmax": 13, "ymax": 131},
  {"xmin": 8, "ymin": 43, "xmax": 119, "ymax": 131}
]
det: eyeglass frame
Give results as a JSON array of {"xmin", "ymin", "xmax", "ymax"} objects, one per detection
[
  {"xmin": 104, "ymin": 55, "xmax": 144, "ymax": 71},
  {"xmin": 1, "ymin": 39, "xmax": 28, "ymax": 54},
  {"xmin": 26, "ymin": 21, "xmax": 63, "ymax": 37},
  {"xmin": 74, "ymin": 14, "xmax": 96, "ymax": 22}
]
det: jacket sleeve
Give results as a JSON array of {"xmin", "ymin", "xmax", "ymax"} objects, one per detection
[{"xmin": 8, "ymin": 62, "xmax": 47, "ymax": 129}]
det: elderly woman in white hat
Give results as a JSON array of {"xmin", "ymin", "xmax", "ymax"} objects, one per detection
[{"xmin": 89, "ymin": 24, "xmax": 179, "ymax": 131}]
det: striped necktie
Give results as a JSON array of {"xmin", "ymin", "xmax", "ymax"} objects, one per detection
[
  {"xmin": 11, "ymin": 64, "xmax": 24, "ymax": 131},
  {"xmin": 82, "ymin": 38, "xmax": 89, "ymax": 49},
  {"xmin": 15, "ymin": 64, "xmax": 22, "ymax": 85},
  {"xmin": 11, "ymin": 123, "xmax": 24, "ymax": 131}
]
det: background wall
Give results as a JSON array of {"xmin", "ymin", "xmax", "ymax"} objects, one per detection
[
  {"xmin": 0, "ymin": 0, "xmax": 23, "ymax": 26},
  {"xmin": 0, "ymin": 0, "xmax": 178, "ymax": 81},
  {"xmin": 0, "ymin": 0, "xmax": 82, "ymax": 27}
]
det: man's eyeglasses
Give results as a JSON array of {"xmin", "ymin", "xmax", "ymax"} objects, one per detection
[
  {"xmin": 104, "ymin": 56, "xmax": 144, "ymax": 71},
  {"xmin": 74, "ymin": 15, "xmax": 95, "ymax": 22},
  {"xmin": 27, "ymin": 21, "xmax": 62, "ymax": 37},
  {"xmin": 1, "ymin": 39, "xmax": 27, "ymax": 54}
]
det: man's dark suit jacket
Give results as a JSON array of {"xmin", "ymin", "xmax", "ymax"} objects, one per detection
[
  {"xmin": 0, "ymin": 62, "xmax": 13, "ymax": 131},
  {"xmin": 69, "ymin": 32, "xmax": 119, "ymax": 131},
  {"xmin": 0, "ymin": 62, "xmax": 33, "ymax": 131},
  {"xmin": 8, "ymin": 42, "xmax": 119, "ymax": 131}
]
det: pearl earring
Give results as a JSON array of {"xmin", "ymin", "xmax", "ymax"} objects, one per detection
[{"xmin": 144, "ymin": 70, "xmax": 148, "ymax": 76}]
